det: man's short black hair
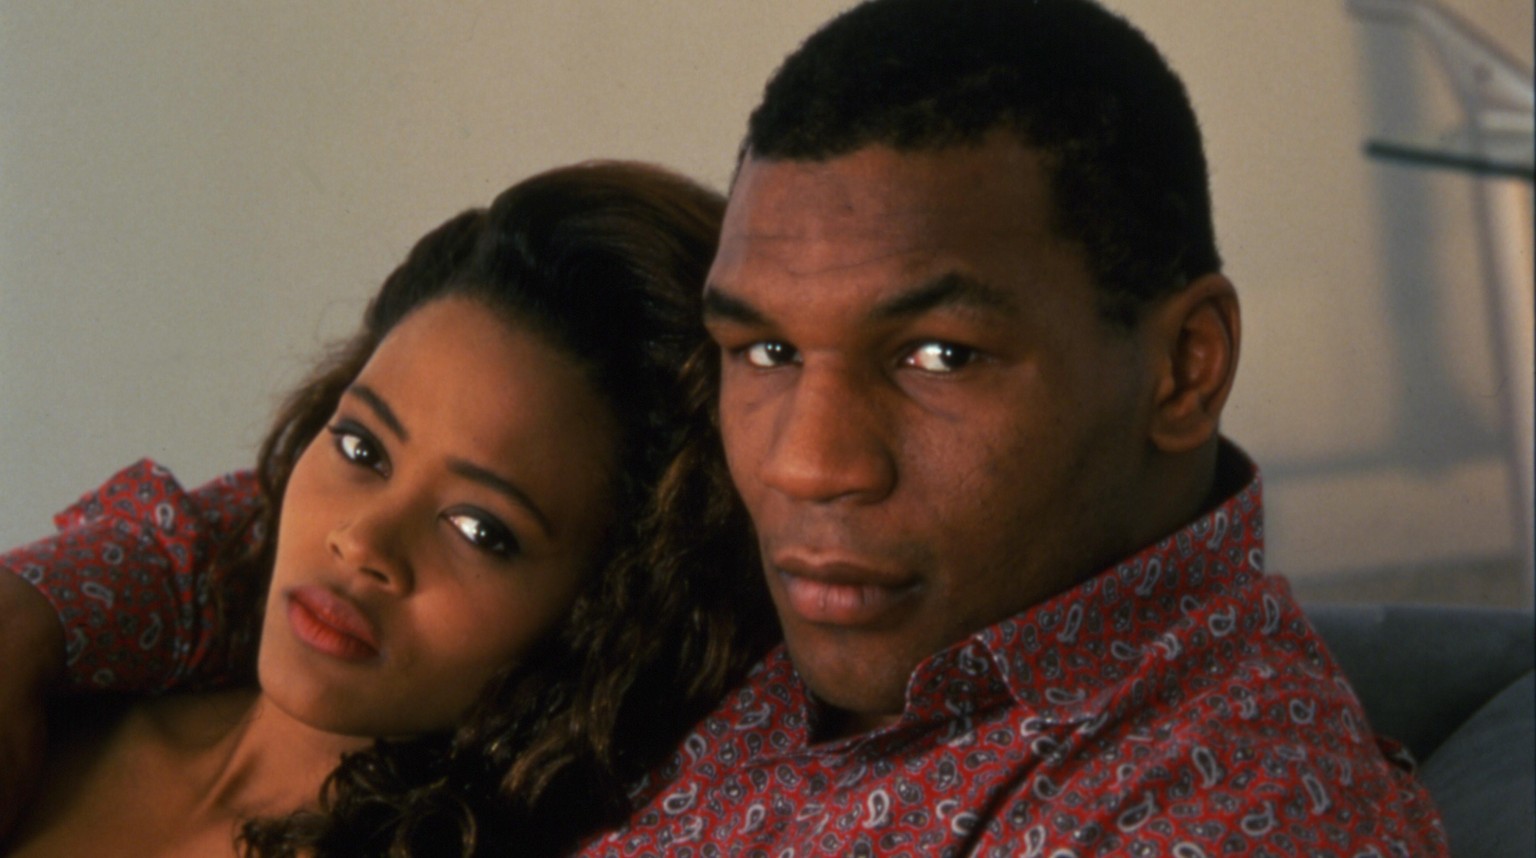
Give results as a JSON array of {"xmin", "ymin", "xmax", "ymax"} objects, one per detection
[{"xmin": 746, "ymin": 0, "xmax": 1220, "ymax": 325}]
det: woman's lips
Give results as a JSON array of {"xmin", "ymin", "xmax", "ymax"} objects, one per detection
[
  {"xmin": 772, "ymin": 559, "xmax": 918, "ymax": 627},
  {"xmin": 285, "ymin": 586, "xmax": 380, "ymax": 662}
]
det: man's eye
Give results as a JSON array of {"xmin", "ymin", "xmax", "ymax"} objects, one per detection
[
  {"xmin": 744, "ymin": 341, "xmax": 800, "ymax": 368},
  {"xmin": 444, "ymin": 511, "xmax": 520, "ymax": 559},
  {"xmin": 328, "ymin": 425, "xmax": 385, "ymax": 471},
  {"xmin": 903, "ymin": 342, "xmax": 978, "ymax": 373}
]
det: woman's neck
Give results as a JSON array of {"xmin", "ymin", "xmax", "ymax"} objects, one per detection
[{"xmin": 163, "ymin": 688, "xmax": 372, "ymax": 823}]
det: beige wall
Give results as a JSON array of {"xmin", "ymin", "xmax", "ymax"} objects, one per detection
[{"xmin": 2, "ymin": 2, "xmax": 1531, "ymax": 605}]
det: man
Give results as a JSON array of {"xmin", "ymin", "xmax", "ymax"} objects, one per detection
[{"xmin": 2, "ymin": 1, "xmax": 1446, "ymax": 854}]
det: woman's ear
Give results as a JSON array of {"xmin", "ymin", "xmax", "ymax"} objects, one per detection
[{"xmin": 1144, "ymin": 273, "xmax": 1241, "ymax": 454}]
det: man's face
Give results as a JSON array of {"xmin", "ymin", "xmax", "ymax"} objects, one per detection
[{"xmin": 705, "ymin": 137, "xmax": 1164, "ymax": 734}]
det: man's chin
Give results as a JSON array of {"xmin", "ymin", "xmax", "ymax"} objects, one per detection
[{"xmin": 788, "ymin": 638, "xmax": 911, "ymax": 740}]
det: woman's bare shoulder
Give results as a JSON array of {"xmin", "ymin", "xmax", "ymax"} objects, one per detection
[{"xmin": 6, "ymin": 688, "xmax": 257, "ymax": 857}]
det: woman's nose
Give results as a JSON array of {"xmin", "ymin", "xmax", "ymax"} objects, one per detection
[{"xmin": 327, "ymin": 507, "xmax": 414, "ymax": 593}]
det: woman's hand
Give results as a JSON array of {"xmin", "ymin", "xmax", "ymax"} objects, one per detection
[{"xmin": 0, "ymin": 571, "xmax": 63, "ymax": 839}]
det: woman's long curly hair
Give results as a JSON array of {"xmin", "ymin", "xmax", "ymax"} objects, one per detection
[{"xmin": 222, "ymin": 161, "xmax": 777, "ymax": 856}]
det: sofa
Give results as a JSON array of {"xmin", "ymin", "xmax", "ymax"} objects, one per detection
[{"xmin": 1307, "ymin": 603, "xmax": 1535, "ymax": 857}]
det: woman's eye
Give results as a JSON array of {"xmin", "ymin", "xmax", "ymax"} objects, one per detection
[
  {"xmin": 444, "ymin": 511, "xmax": 519, "ymax": 559},
  {"xmin": 328, "ymin": 425, "xmax": 385, "ymax": 471},
  {"xmin": 743, "ymin": 341, "xmax": 799, "ymax": 369},
  {"xmin": 903, "ymin": 341, "xmax": 978, "ymax": 374}
]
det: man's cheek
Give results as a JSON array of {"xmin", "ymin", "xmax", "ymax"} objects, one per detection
[{"xmin": 719, "ymin": 408, "xmax": 767, "ymax": 495}]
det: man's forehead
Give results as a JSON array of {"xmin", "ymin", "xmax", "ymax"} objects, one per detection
[
  {"xmin": 710, "ymin": 141, "xmax": 1062, "ymax": 290},
  {"xmin": 722, "ymin": 142, "xmax": 1051, "ymax": 239}
]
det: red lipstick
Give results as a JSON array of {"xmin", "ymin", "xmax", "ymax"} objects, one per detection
[{"xmin": 285, "ymin": 586, "xmax": 380, "ymax": 662}]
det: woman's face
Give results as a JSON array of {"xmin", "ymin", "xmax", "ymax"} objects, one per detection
[{"xmin": 258, "ymin": 296, "xmax": 620, "ymax": 737}]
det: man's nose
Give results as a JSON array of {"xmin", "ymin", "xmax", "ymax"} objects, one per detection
[
  {"xmin": 327, "ymin": 502, "xmax": 415, "ymax": 593},
  {"xmin": 758, "ymin": 364, "xmax": 897, "ymax": 504}
]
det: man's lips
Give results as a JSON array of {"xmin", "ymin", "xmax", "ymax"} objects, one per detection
[
  {"xmin": 285, "ymin": 585, "xmax": 380, "ymax": 662},
  {"xmin": 771, "ymin": 556, "xmax": 919, "ymax": 627}
]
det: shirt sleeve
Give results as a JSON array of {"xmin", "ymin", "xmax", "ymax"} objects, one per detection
[{"xmin": 0, "ymin": 459, "xmax": 264, "ymax": 692}]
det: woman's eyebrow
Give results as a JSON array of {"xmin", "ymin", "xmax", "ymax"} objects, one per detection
[
  {"xmin": 346, "ymin": 384, "xmax": 409, "ymax": 441},
  {"xmin": 344, "ymin": 384, "xmax": 554, "ymax": 539},
  {"xmin": 448, "ymin": 459, "xmax": 554, "ymax": 539}
]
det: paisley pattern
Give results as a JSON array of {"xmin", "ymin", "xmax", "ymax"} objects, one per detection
[
  {"xmin": 1, "ymin": 460, "xmax": 261, "ymax": 691},
  {"xmin": 582, "ymin": 457, "xmax": 1447, "ymax": 857},
  {"xmin": 4, "ymin": 456, "xmax": 1448, "ymax": 855}
]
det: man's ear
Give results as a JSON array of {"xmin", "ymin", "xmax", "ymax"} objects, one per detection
[{"xmin": 1144, "ymin": 273, "xmax": 1240, "ymax": 454}]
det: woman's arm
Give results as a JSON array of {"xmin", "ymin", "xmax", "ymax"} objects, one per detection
[{"xmin": 0, "ymin": 571, "xmax": 61, "ymax": 838}]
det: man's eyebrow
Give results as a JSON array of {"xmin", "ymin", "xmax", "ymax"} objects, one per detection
[
  {"xmin": 869, "ymin": 272, "xmax": 1020, "ymax": 322},
  {"xmin": 448, "ymin": 459, "xmax": 553, "ymax": 539},
  {"xmin": 346, "ymin": 384, "xmax": 409, "ymax": 441},
  {"xmin": 701, "ymin": 286, "xmax": 767, "ymax": 325},
  {"xmin": 702, "ymin": 273, "xmax": 1018, "ymax": 328}
]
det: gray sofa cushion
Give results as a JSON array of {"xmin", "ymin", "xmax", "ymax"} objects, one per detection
[
  {"xmin": 1305, "ymin": 604, "xmax": 1534, "ymax": 761},
  {"xmin": 1306, "ymin": 604, "xmax": 1534, "ymax": 858},
  {"xmin": 1420, "ymin": 671, "xmax": 1535, "ymax": 857}
]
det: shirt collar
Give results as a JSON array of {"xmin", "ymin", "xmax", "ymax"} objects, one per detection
[{"xmin": 897, "ymin": 441, "xmax": 1265, "ymax": 729}]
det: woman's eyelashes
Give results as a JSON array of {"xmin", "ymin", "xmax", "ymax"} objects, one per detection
[
  {"xmin": 443, "ymin": 510, "xmax": 520, "ymax": 559},
  {"xmin": 325, "ymin": 422, "xmax": 523, "ymax": 560},
  {"xmin": 328, "ymin": 422, "xmax": 389, "ymax": 474}
]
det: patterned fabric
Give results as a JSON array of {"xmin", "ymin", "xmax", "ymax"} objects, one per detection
[
  {"xmin": 4, "ymin": 456, "xmax": 1447, "ymax": 855},
  {"xmin": 580, "ymin": 454, "xmax": 1448, "ymax": 857},
  {"xmin": 0, "ymin": 460, "xmax": 262, "ymax": 692}
]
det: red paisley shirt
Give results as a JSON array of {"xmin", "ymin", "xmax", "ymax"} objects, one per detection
[
  {"xmin": 4, "ymin": 454, "xmax": 1447, "ymax": 855},
  {"xmin": 578, "ymin": 455, "xmax": 1447, "ymax": 857},
  {"xmin": 1, "ymin": 460, "xmax": 262, "ymax": 691}
]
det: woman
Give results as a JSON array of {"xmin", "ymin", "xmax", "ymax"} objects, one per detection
[{"xmin": 7, "ymin": 161, "xmax": 774, "ymax": 856}]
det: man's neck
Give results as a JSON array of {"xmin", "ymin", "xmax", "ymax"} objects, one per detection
[
  {"xmin": 813, "ymin": 703, "xmax": 900, "ymax": 744},
  {"xmin": 1125, "ymin": 440, "xmax": 1225, "ymax": 557}
]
